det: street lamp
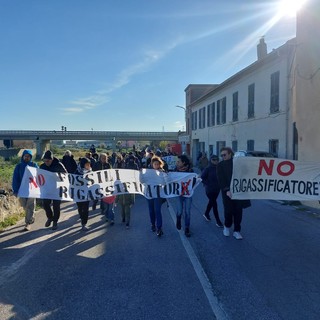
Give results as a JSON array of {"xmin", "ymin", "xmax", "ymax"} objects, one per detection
[{"xmin": 175, "ymin": 105, "xmax": 187, "ymax": 132}]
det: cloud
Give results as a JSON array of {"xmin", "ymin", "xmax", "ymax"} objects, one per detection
[{"xmin": 60, "ymin": 41, "xmax": 179, "ymax": 115}]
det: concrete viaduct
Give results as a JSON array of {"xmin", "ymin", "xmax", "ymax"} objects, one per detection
[{"xmin": 0, "ymin": 130, "xmax": 179, "ymax": 156}]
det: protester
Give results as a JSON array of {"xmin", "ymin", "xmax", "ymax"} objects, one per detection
[
  {"xmin": 61, "ymin": 150, "xmax": 77, "ymax": 173},
  {"xmin": 40, "ymin": 150, "xmax": 67, "ymax": 230},
  {"xmin": 115, "ymin": 193, "xmax": 135, "ymax": 229},
  {"xmin": 12, "ymin": 149, "xmax": 39, "ymax": 231},
  {"xmin": 101, "ymin": 195, "xmax": 116, "ymax": 225},
  {"xmin": 217, "ymin": 147, "xmax": 250, "ymax": 240},
  {"xmin": 92, "ymin": 153, "xmax": 112, "ymax": 211},
  {"xmin": 147, "ymin": 156, "xmax": 166, "ymax": 236},
  {"xmin": 201, "ymin": 155, "xmax": 223, "ymax": 227},
  {"xmin": 113, "ymin": 153, "xmax": 125, "ymax": 169},
  {"xmin": 74, "ymin": 157, "xmax": 92, "ymax": 231},
  {"xmin": 198, "ymin": 152, "xmax": 209, "ymax": 171},
  {"xmin": 174, "ymin": 154, "xmax": 194, "ymax": 237}
]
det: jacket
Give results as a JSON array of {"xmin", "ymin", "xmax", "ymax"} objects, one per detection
[
  {"xmin": 201, "ymin": 163, "xmax": 220, "ymax": 194},
  {"xmin": 40, "ymin": 157, "xmax": 67, "ymax": 173},
  {"xmin": 12, "ymin": 150, "xmax": 39, "ymax": 195}
]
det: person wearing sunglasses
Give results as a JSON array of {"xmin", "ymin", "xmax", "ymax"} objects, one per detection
[{"xmin": 217, "ymin": 147, "xmax": 244, "ymax": 240}]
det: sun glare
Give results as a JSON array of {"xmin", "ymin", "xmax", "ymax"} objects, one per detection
[{"xmin": 277, "ymin": 0, "xmax": 307, "ymax": 18}]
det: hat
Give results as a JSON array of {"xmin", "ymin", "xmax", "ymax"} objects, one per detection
[
  {"xmin": 210, "ymin": 154, "xmax": 219, "ymax": 161},
  {"xmin": 43, "ymin": 150, "xmax": 53, "ymax": 160},
  {"xmin": 80, "ymin": 157, "xmax": 90, "ymax": 169}
]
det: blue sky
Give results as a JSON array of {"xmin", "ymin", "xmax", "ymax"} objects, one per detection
[{"xmin": 1, "ymin": 0, "xmax": 298, "ymax": 132}]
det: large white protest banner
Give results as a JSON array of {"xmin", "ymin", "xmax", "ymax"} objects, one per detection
[
  {"xmin": 18, "ymin": 167, "xmax": 202, "ymax": 202},
  {"xmin": 231, "ymin": 157, "xmax": 320, "ymax": 201}
]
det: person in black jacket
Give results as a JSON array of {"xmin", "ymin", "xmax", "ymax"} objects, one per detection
[
  {"xmin": 201, "ymin": 155, "xmax": 223, "ymax": 227},
  {"xmin": 61, "ymin": 150, "xmax": 77, "ymax": 173},
  {"xmin": 92, "ymin": 153, "xmax": 112, "ymax": 211},
  {"xmin": 217, "ymin": 147, "xmax": 244, "ymax": 240},
  {"xmin": 40, "ymin": 150, "xmax": 67, "ymax": 230}
]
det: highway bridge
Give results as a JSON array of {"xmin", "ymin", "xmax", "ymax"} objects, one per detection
[{"xmin": 0, "ymin": 130, "xmax": 179, "ymax": 156}]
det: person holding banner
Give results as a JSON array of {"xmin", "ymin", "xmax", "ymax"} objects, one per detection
[
  {"xmin": 201, "ymin": 155, "xmax": 223, "ymax": 227},
  {"xmin": 147, "ymin": 156, "xmax": 166, "ymax": 237},
  {"xmin": 40, "ymin": 150, "xmax": 67, "ymax": 230},
  {"xmin": 92, "ymin": 153, "xmax": 112, "ymax": 212},
  {"xmin": 74, "ymin": 157, "xmax": 92, "ymax": 231},
  {"xmin": 12, "ymin": 149, "xmax": 39, "ymax": 231},
  {"xmin": 217, "ymin": 147, "xmax": 245, "ymax": 240},
  {"xmin": 174, "ymin": 154, "xmax": 194, "ymax": 237}
]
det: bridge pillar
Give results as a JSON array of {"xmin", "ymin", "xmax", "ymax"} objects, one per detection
[{"xmin": 35, "ymin": 139, "xmax": 51, "ymax": 159}]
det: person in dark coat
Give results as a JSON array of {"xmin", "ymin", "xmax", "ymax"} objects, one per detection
[
  {"xmin": 12, "ymin": 149, "xmax": 39, "ymax": 231},
  {"xmin": 40, "ymin": 150, "xmax": 67, "ymax": 230},
  {"xmin": 74, "ymin": 157, "xmax": 92, "ymax": 231},
  {"xmin": 201, "ymin": 155, "xmax": 223, "ymax": 227},
  {"xmin": 217, "ymin": 147, "xmax": 244, "ymax": 240},
  {"xmin": 61, "ymin": 150, "xmax": 77, "ymax": 173},
  {"xmin": 92, "ymin": 153, "xmax": 112, "ymax": 212}
]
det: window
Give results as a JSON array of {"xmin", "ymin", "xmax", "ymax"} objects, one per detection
[
  {"xmin": 232, "ymin": 92, "xmax": 238, "ymax": 122},
  {"xmin": 199, "ymin": 107, "xmax": 206, "ymax": 129},
  {"xmin": 232, "ymin": 140, "xmax": 238, "ymax": 152},
  {"xmin": 270, "ymin": 71, "xmax": 280, "ymax": 113},
  {"xmin": 248, "ymin": 83, "xmax": 255, "ymax": 118},
  {"xmin": 217, "ymin": 97, "xmax": 226, "ymax": 125},
  {"xmin": 216, "ymin": 141, "xmax": 226, "ymax": 155},
  {"xmin": 247, "ymin": 140, "xmax": 254, "ymax": 151},
  {"xmin": 269, "ymin": 139, "xmax": 279, "ymax": 157},
  {"xmin": 221, "ymin": 97, "xmax": 226, "ymax": 124},
  {"xmin": 192, "ymin": 111, "xmax": 198, "ymax": 130},
  {"xmin": 207, "ymin": 103, "xmax": 215, "ymax": 127},
  {"xmin": 217, "ymin": 100, "xmax": 221, "ymax": 125}
]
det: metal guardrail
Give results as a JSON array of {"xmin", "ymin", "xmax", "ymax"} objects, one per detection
[{"xmin": 0, "ymin": 130, "xmax": 179, "ymax": 141}]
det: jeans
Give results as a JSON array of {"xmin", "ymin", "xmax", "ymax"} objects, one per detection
[
  {"xmin": 176, "ymin": 196, "xmax": 192, "ymax": 228},
  {"xmin": 147, "ymin": 198, "xmax": 163, "ymax": 229},
  {"xmin": 101, "ymin": 201, "xmax": 114, "ymax": 221}
]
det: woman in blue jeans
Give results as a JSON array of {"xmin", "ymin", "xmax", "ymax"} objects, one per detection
[
  {"xmin": 147, "ymin": 156, "xmax": 166, "ymax": 237},
  {"xmin": 174, "ymin": 154, "xmax": 194, "ymax": 237}
]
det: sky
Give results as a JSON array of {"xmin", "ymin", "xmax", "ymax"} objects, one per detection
[{"xmin": 1, "ymin": 0, "xmax": 300, "ymax": 132}]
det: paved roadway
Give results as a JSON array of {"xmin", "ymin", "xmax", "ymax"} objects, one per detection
[{"xmin": 1, "ymin": 183, "xmax": 320, "ymax": 320}]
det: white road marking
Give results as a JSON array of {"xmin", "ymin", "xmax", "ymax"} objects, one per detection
[{"xmin": 167, "ymin": 199, "xmax": 229, "ymax": 320}]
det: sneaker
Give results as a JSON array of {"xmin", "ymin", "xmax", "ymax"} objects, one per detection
[
  {"xmin": 81, "ymin": 225, "xmax": 89, "ymax": 231},
  {"xmin": 24, "ymin": 224, "xmax": 31, "ymax": 231},
  {"xmin": 176, "ymin": 216, "xmax": 182, "ymax": 230},
  {"xmin": 126, "ymin": 223, "xmax": 130, "ymax": 229},
  {"xmin": 216, "ymin": 222, "xmax": 224, "ymax": 228},
  {"xmin": 110, "ymin": 220, "xmax": 114, "ymax": 226},
  {"xmin": 203, "ymin": 213, "xmax": 211, "ymax": 221},
  {"xmin": 122, "ymin": 218, "xmax": 125, "ymax": 223},
  {"xmin": 185, "ymin": 228, "xmax": 191, "ymax": 237},
  {"xmin": 223, "ymin": 226, "xmax": 230, "ymax": 237},
  {"xmin": 151, "ymin": 224, "xmax": 156, "ymax": 232},
  {"xmin": 156, "ymin": 229, "xmax": 163, "ymax": 237},
  {"xmin": 45, "ymin": 219, "xmax": 52, "ymax": 227},
  {"xmin": 52, "ymin": 221, "xmax": 58, "ymax": 230},
  {"xmin": 233, "ymin": 232, "xmax": 243, "ymax": 240}
]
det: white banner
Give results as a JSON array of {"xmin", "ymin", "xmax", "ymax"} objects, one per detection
[
  {"xmin": 231, "ymin": 157, "xmax": 320, "ymax": 200},
  {"xmin": 18, "ymin": 167, "xmax": 202, "ymax": 202}
]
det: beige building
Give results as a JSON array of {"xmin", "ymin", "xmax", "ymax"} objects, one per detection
[{"xmin": 185, "ymin": 0, "xmax": 320, "ymax": 164}]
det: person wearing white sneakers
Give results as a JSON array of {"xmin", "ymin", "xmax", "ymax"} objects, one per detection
[{"xmin": 217, "ymin": 147, "xmax": 250, "ymax": 240}]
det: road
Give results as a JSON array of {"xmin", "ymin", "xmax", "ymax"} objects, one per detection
[{"xmin": 1, "ymin": 183, "xmax": 320, "ymax": 320}]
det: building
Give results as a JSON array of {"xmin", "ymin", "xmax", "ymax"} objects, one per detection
[{"xmin": 185, "ymin": 0, "xmax": 320, "ymax": 163}]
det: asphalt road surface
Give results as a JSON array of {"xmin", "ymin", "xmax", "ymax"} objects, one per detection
[{"xmin": 1, "ymin": 184, "xmax": 320, "ymax": 320}]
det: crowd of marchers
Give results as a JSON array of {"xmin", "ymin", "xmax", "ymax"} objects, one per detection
[{"xmin": 12, "ymin": 146, "xmax": 250, "ymax": 240}]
